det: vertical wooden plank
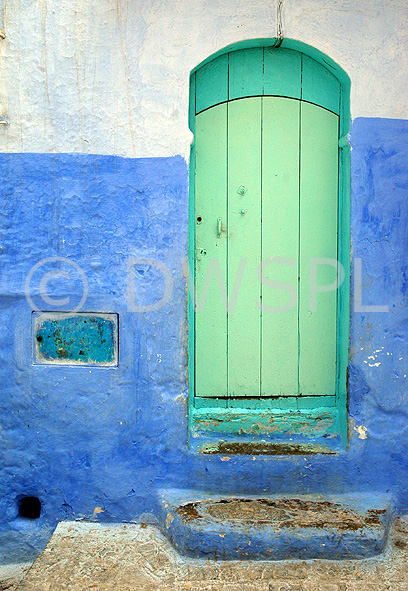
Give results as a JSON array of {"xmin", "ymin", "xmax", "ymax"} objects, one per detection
[
  {"xmin": 337, "ymin": 127, "xmax": 351, "ymax": 443},
  {"xmin": 188, "ymin": 77, "xmax": 197, "ymax": 418},
  {"xmin": 229, "ymin": 48, "xmax": 264, "ymax": 100},
  {"xmin": 261, "ymin": 97, "xmax": 300, "ymax": 396},
  {"xmin": 263, "ymin": 48, "xmax": 301, "ymax": 99},
  {"xmin": 302, "ymin": 55, "xmax": 341, "ymax": 115},
  {"xmin": 188, "ymin": 142, "xmax": 196, "ymax": 430},
  {"xmin": 299, "ymin": 101, "xmax": 339, "ymax": 395},
  {"xmin": 195, "ymin": 103, "xmax": 228, "ymax": 397},
  {"xmin": 228, "ymin": 98, "xmax": 262, "ymax": 396},
  {"xmin": 195, "ymin": 54, "xmax": 228, "ymax": 114}
]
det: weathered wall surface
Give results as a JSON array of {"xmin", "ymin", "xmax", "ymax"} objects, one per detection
[
  {"xmin": 0, "ymin": 0, "xmax": 407, "ymax": 158},
  {"xmin": 0, "ymin": 0, "xmax": 408, "ymax": 565}
]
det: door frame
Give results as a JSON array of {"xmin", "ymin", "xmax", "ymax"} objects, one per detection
[{"xmin": 187, "ymin": 38, "xmax": 351, "ymax": 451}]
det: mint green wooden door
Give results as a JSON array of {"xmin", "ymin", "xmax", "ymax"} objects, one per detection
[{"xmin": 194, "ymin": 96, "xmax": 339, "ymax": 399}]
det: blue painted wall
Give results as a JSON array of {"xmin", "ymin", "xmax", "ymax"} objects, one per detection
[{"xmin": 0, "ymin": 117, "xmax": 408, "ymax": 563}]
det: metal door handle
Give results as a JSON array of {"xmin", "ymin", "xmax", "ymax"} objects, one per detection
[{"xmin": 217, "ymin": 217, "xmax": 222, "ymax": 238}]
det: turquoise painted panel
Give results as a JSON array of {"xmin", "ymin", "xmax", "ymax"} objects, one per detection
[
  {"xmin": 188, "ymin": 142, "xmax": 196, "ymax": 436},
  {"xmin": 263, "ymin": 48, "xmax": 301, "ymax": 98},
  {"xmin": 261, "ymin": 97, "xmax": 300, "ymax": 396},
  {"xmin": 191, "ymin": 41, "xmax": 349, "ymax": 443},
  {"xmin": 194, "ymin": 46, "xmax": 343, "ymax": 114},
  {"xmin": 194, "ymin": 397, "xmax": 228, "ymax": 409},
  {"xmin": 228, "ymin": 397, "xmax": 298, "ymax": 410},
  {"xmin": 192, "ymin": 407, "xmax": 339, "ymax": 438},
  {"xmin": 302, "ymin": 55, "xmax": 341, "ymax": 115},
  {"xmin": 188, "ymin": 72, "xmax": 196, "ymax": 132},
  {"xmin": 227, "ymin": 98, "xmax": 262, "ymax": 396},
  {"xmin": 299, "ymin": 103, "xmax": 339, "ymax": 395},
  {"xmin": 336, "ymin": 126, "xmax": 351, "ymax": 441},
  {"xmin": 34, "ymin": 312, "xmax": 118, "ymax": 366},
  {"xmin": 195, "ymin": 54, "xmax": 228, "ymax": 114},
  {"xmin": 194, "ymin": 104, "xmax": 228, "ymax": 397},
  {"xmin": 297, "ymin": 395, "xmax": 337, "ymax": 409},
  {"xmin": 229, "ymin": 47, "xmax": 264, "ymax": 100}
]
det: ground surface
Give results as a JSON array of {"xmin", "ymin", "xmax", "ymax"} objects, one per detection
[
  {"xmin": 4, "ymin": 519, "xmax": 408, "ymax": 590},
  {"xmin": 0, "ymin": 563, "xmax": 31, "ymax": 591}
]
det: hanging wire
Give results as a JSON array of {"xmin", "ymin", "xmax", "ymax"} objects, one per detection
[{"xmin": 275, "ymin": 0, "xmax": 285, "ymax": 47}]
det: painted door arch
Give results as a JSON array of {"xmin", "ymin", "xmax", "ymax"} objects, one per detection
[{"xmin": 188, "ymin": 39, "xmax": 350, "ymax": 448}]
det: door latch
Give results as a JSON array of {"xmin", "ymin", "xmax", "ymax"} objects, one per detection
[{"xmin": 217, "ymin": 217, "xmax": 222, "ymax": 238}]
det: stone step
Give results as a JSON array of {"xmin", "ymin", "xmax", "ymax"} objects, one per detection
[{"xmin": 158, "ymin": 489, "xmax": 395, "ymax": 560}]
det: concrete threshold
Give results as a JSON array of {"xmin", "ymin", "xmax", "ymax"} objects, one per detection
[{"xmin": 158, "ymin": 490, "xmax": 394, "ymax": 560}]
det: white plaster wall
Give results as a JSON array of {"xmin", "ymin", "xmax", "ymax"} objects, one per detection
[{"xmin": 0, "ymin": 0, "xmax": 407, "ymax": 159}]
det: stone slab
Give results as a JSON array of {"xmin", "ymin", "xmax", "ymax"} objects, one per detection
[
  {"xmin": 13, "ymin": 518, "xmax": 408, "ymax": 591},
  {"xmin": 158, "ymin": 490, "xmax": 394, "ymax": 560}
]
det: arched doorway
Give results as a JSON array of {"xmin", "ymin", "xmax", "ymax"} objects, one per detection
[{"xmin": 188, "ymin": 39, "xmax": 350, "ymax": 448}]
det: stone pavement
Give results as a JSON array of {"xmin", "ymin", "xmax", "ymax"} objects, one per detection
[
  {"xmin": 9, "ymin": 518, "xmax": 408, "ymax": 591},
  {"xmin": 0, "ymin": 563, "xmax": 31, "ymax": 591}
]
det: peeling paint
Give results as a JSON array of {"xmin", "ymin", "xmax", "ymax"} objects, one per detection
[
  {"xmin": 355, "ymin": 425, "xmax": 368, "ymax": 440},
  {"xmin": 34, "ymin": 312, "xmax": 118, "ymax": 366},
  {"xmin": 163, "ymin": 491, "xmax": 393, "ymax": 560},
  {"xmin": 193, "ymin": 409, "xmax": 337, "ymax": 438},
  {"xmin": 174, "ymin": 394, "xmax": 187, "ymax": 405},
  {"xmin": 165, "ymin": 512, "xmax": 174, "ymax": 529}
]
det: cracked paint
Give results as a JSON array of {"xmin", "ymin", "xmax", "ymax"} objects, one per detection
[
  {"xmin": 355, "ymin": 425, "xmax": 368, "ymax": 440},
  {"xmin": 165, "ymin": 512, "xmax": 174, "ymax": 529}
]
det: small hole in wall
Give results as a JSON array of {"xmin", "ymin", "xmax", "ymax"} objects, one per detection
[
  {"xmin": 18, "ymin": 496, "xmax": 41, "ymax": 519},
  {"xmin": 196, "ymin": 216, "xmax": 202, "ymax": 224}
]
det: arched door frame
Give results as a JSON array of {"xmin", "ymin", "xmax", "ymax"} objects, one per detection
[{"xmin": 187, "ymin": 38, "xmax": 351, "ymax": 451}]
